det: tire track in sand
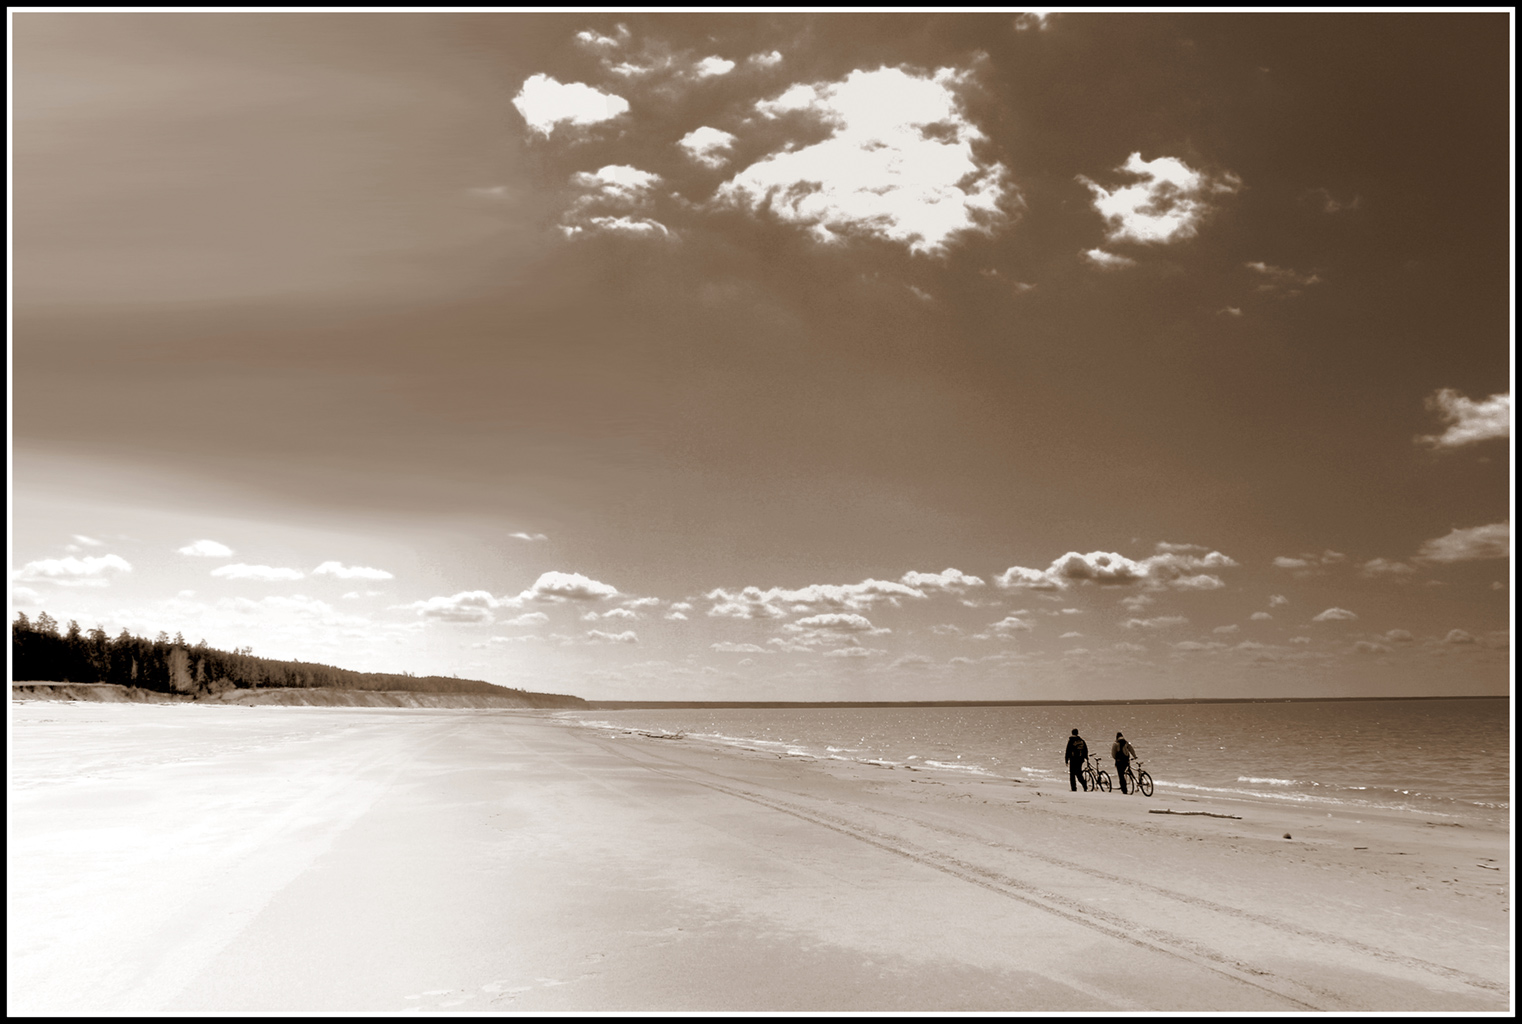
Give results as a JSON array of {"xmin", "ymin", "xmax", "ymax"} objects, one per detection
[{"xmin": 587, "ymin": 734, "xmax": 1324, "ymax": 1011}]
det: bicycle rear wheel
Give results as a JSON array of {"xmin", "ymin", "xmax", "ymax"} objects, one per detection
[
  {"xmin": 1096, "ymin": 770, "xmax": 1112, "ymax": 792},
  {"xmin": 1138, "ymin": 770, "xmax": 1153, "ymax": 797}
]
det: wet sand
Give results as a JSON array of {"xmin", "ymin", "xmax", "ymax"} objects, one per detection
[{"xmin": 7, "ymin": 701, "xmax": 1511, "ymax": 1013}]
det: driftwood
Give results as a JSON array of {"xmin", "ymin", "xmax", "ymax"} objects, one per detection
[{"xmin": 1149, "ymin": 808, "xmax": 1242, "ymax": 820}]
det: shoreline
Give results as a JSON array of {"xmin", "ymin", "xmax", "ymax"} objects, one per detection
[{"xmin": 9, "ymin": 701, "xmax": 1511, "ymax": 1012}]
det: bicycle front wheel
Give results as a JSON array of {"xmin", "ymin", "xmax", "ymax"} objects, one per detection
[
  {"xmin": 1138, "ymin": 770, "xmax": 1154, "ymax": 797},
  {"xmin": 1096, "ymin": 770, "xmax": 1112, "ymax": 792}
]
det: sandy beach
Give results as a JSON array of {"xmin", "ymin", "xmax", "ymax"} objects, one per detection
[{"xmin": 7, "ymin": 701, "xmax": 1511, "ymax": 1013}]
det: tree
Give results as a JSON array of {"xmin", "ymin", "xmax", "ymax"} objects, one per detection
[{"xmin": 36, "ymin": 612, "xmax": 58, "ymax": 636}]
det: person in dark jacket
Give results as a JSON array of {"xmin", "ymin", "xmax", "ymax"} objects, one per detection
[
  {"xmin": 1111, "ymin": 731, "xmax": 1136, "ymax": 794},
  {"xmin": 1064, "ymin": 729, "xmax": 1089, "ymax": 791}
]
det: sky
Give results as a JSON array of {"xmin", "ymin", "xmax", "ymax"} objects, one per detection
[{"xmin": 9, "ymin": 11, "xmax": 1513, "ymax": 701}]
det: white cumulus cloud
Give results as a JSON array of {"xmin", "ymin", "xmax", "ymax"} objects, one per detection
[
  {"xmin": 210, "ymin": 564, "xmax": 304, "ymax": 582},
  {"xmin": 1415, "ymin": 523, "xmax": 1509, "ymax": 563},
  {"xmin": 406, "ymin": 590, "xmax": 498, "ymax": 623},
  {"xmin": 313, "ymin": 561, "xmax": 393, "ymax": 580},
  {"xmin": 678, "ymin": 126, "xmax": 738, "ymax": 170},
  {"xmin": 997, "ymin": 547, "xmax": 1235, "ymax": 592},
  {"xmin": 1079, "ymin": 152, "xmax": 1239, "ymax": 246},
  {"xmin": 900, "ymin": 567, "xmax": 985, "ymax": 591},
  {"xmin": 716, "ymin": 66, "xmax": 1015, "ymax": 256},
  {"xmin": 1083, "ymin": 248, "xmax": 1136, "ymax": 270},
  {"xmin": 1417, "ymin": 389, "xmax": 1510, "ymax": 449},
  {"xmin": 518, "ymin": 571, "xmax": 620, "ymax": 603},
  {"xmin": 513, "ymin": 74, "xmax": 629, "ymax": 137},
  {"xmin": 12, "ymin": 554, "xmax": 132, "ymax": 587},
  {"xmin": 1311, "ymin": 607, "xmax": 1358, "ymax": 622},
  {"xmin": 694, "ymin": 56, "xmax": 735, "ymax": 77},
  {"xmin": 178, "ymin": 539, "xmax": 233, "ymax": 557},
  {"xmin": 562, "ymin": 165, "xmax": 670, "ymax": 239}
]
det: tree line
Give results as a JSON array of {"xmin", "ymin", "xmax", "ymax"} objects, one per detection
[{"xmin": 11, "ymin": 611, "xmax": 585, "ymax": 706}]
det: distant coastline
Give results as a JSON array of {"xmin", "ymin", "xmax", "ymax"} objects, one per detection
[{"xmin": 586, "ymin": 694, "xmax": 1506, "ymax": 710}]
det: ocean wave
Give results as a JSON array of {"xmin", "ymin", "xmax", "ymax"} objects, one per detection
[
  {"xmin": 1237, "ymin": 776, "xmax": 1309, "ymax": 787},
  {"xmin": 922, "ymin": 760, "xmax": 996, "ymax": 776}
]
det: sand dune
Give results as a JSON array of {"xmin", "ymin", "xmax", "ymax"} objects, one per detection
[{"xmin": 8, "ymin": 702, "xmax": 1510, "ymax": 1013}]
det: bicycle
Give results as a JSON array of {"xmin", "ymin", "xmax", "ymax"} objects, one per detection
[
  {"xmin": 1119, "ymin": 759, "xmax": 1154, "ymax": 797},
  {"xmin": 1082, "ymin": 754, "xmax": 1112, "ymax": 793}
]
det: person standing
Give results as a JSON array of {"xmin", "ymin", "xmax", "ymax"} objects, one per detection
[
  {"xmin": 1064, "ymin": 728, "xmax": 1089, "ymax": 791},
  {"xmin": 1111, "ymin": 731, "xmax": 1136, "ymax": 794}
]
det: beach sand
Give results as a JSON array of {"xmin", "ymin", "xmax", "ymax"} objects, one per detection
[{"xmin": 7, "ymin": 701, "xmax": 1511, "ymax": 1013}]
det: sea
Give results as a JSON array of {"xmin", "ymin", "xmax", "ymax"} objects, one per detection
[{"xmin": 555, "ymin": 697, "xmax": 1512, "ymax": 828}]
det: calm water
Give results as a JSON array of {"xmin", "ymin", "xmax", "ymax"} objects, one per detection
[{"xmin": 556, "ymin": 698, "xmax": 1511, "ymax": 827}]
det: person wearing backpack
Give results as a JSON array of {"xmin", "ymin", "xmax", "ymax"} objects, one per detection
[
  {"xmin": 1063, "ymin": 729, "xmax": 1090, "ymax": 791},
  {"xmin": 1111, "ymin": 731, "xmax": 1136, "ymax": 794}
]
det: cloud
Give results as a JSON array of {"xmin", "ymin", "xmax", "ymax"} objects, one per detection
[
  {"xmin": 678, "ymin": 126, "xmax": 738, "ymax": 170},
  {"xmin": 1268, "ymin": 594, "xmax": 1289, "ymax": 607},
  {"xmin": 210, "ymin": 563, "xmax": 304, "ymax": 582},
  {"xmin": 562, "ymin": 165, "xmax": 670, "ymax": 239},
  {"xmin": 711, "ymin": 641, "xmax": 770, "ymax": 654},
  {"xmin": 707, "ymin": 578, "xmax": 925, "ymax": 618},
  {"xmin": 1173, "ymin": 641, "xmax": 1226, "ymax": 652},
  {"xmin": 1123, "ymin": 615, "xmax": 1188, "ymax": 630},
  {"xmin": 1289, "ymin": 636, "xmax": 1312, "ymax": 644},
  {"xmin": 1079, "ymin": 152, "xmax": 1240, "ymax": 246},
  {"xmin": 1360, "ymin": 557, "xmax": 1416, "ymax": 580},
  {"xmin": 1249, "ymin": 611, "xmax": 1272, "ymax": 621},
  {"xmin": 72, "ymin": 534, "xmax": 105, "ymax": 547},
  {"xmin": 1415, "ymin": 523, "xmax": 1509, "ymax": 563},
  {"xmin": 1014, "ymin": 12, "xmax": 1052, "ymax": 31},
  {"xmin": 597, "ymin": 607, "xmax": 639, "ymax": 620},
  {"xmin": 513, "ymin": 74, "xmax": 629, "ymax": 137},
  {"xmin": 1218, "ymin": 307, "xmax": 1243, "ymax": 317},
  {"xmin": 715, "ymin": 66, "xmax": 1015, "ymax": 256},
  {"xmin": 899, "ymin": 567, "xmax": 985, "ymax": 592},
  {"xmin": 664, "ymin": 611, "xmax": 689, "ymax": 621},
  {"xmin": 1272, "ymin": 550, "xmax": 1347, "ymax": 577},
  {"xmin": 406, "ymin": 590, "xmax": 498, "ymax": 623},
  {"xmin": 1213, "ymin": 625, "xmax": 1239, "ymax": 634},
  {"xmin": 313, "ymin": 561, "xmax": 393, "ymax": 580},
  {"xmin": 889, "ymin": 654, "xmax": 932, "ymax": 670},
  {"xmin": 997, "ymin": 547, "xmax": 1236, "ymax": 592},
  {"xmin": 1353, "ymin": 640, "xmax": 1391, "ymax": 655},
  {"xmin": 1308, "ymin": 188, "xmax": 1360, "ymax": 214},
  {"xmin": 987, "ymin": 614, "xmax": 1033, "ymax": 634},
  {"xmin": 1443, "ymin": 629, "xmax": 1476, "ymax": 645},
  {"xmin": 749, "ymin": 50, "xmax": 783, "ymax": 67},
  {"xmin": 1417, "ymin": 389, "xmax": 1510, "ymax": 449},
  {"xmin": 1083, "ymin": 248, "xmax": 1136, "ymax": 270},
  {"xmin": 1246, "ymin": 261, "xmax": 1322, "ymax": 295},
  {"xmin": 783, "ymin": 613, "xmax": 886, "ymax": 635},
  {"xmin": 575, "ymin": 26, "xmax": 629, "ymax": 49},
  {"xmin": 502, "ymin": 611, "xmax": 550, "ymax": 627},
  {"xmin": 823, "ymin": 646, "xmax": 881, "ymax": 658},
  {"xmin": 694, "ymin": 56, "xmax": 735, "ymax": 78},
  {"xmin": 178, "ymin": 539, "xmax": 233, "ymax": 557},
  {"xmin": 586, "ymin": 629, "xmax": 638, "ymax": 644},
  {"xmin": 519, "ymin": 571, "xmax": 620, "ymax": 603},
  {"xmin": 1311, "ymin": 607, "xmax": 1358, "ymax": 622},
  {"xmin": 509, "ymin": 532, "xmax": 548, "ymax": 542},
  {"xmin": 1384, "ymin": 629, "xmax": 1415, "ymax": 643},
  {"xmin": 12, "ymin": 554, "xmax": 132, "ymax": 587},
  {"xmin": 1112, "ymin": 641, "xmax": 1147, "ymax": 653}
]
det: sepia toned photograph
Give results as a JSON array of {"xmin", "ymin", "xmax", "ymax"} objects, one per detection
[{"xmin": 9, "ymin": 9, "xmax": 1512, "ymax": 1014}]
